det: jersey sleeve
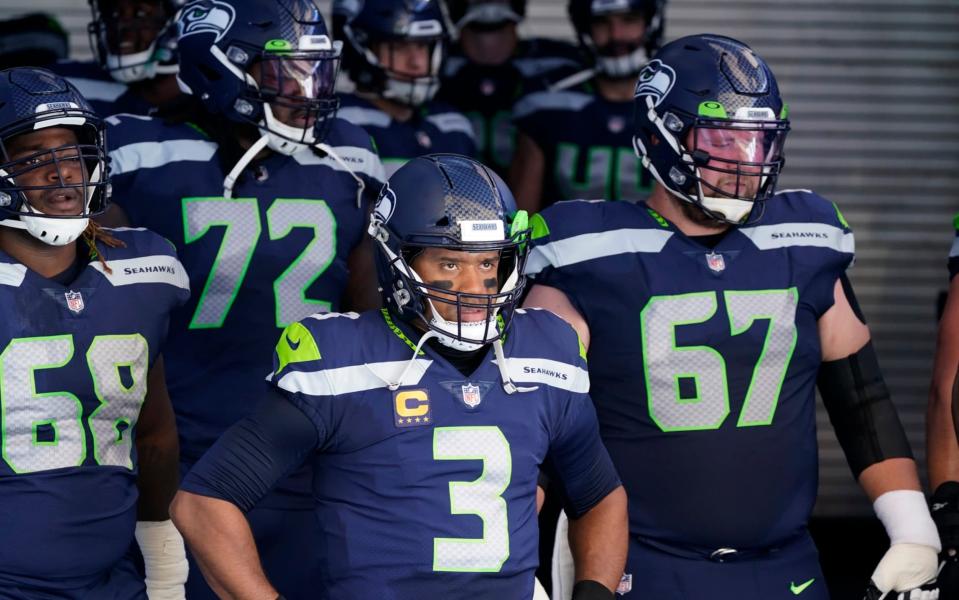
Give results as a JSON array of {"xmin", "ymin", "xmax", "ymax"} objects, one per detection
[
  {"xmin": 949, "ymin": 214, "xmax": 959, "ymax": 280},
  {"xmin": 541, "ymin": 313, "xmax": 621, "ymax": 518}
]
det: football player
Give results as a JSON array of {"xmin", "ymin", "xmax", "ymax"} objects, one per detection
[
  {"xmin": 51, "ymin": 0, "xmax": 184, "ymax": 117},
  {"xmin": 926, "ymin": 216, "xmax": 959, "ymax": 598},
  {"xmin": 333, "ymin": 0, "xmax": 476, "ymax": 178},
  {"xmin": 508, "ymin": 0, "xmax": 664, "ymax": 211},
  {"xmin": 525, "ymin": 35, "xmax": 940, "ymax": 599},
  {"xmin": 0, "ymin": 67, "xmax": 189, "ymax": 598},
  {"xmin": 102, "ymin": 0, "xmax": 385, "ymax": 597},
  {"xmin": 437, "ymin": 0, "xmax": 583, "ymax": 176},
  {"xmin": 170, "ymin": 153, "xmax": 627, "ymax": 600}
]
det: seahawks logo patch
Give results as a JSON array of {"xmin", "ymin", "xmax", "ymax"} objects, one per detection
[
  {"xmin": 373, "ymin": 184, "xmax": 397, "ymax": 224},
  {"xmin": 634, "ymin": 59, "xmax": 676, "ymax": 107},
  {"xmin": 178, "ymin": 0, "xmax": 235, "ymax": 42}
]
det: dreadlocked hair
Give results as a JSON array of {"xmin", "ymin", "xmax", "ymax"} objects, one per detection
[{"xmin": 82, "ymin": 220, "xmax": 125, "ymax": 274}]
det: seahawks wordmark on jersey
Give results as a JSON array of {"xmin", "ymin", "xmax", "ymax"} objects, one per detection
[
  {"xmin": 184, "ymin": 308, "xmax": 616, "ymax": 598},
  {"xmin": 0, "ymin": 229, "xmax": 188, "ymax": 595},
  {"xmin": 527, "ymin": 190, "xmax": 853, "ymax": 549}
]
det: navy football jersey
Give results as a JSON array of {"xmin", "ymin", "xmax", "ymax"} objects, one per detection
[
  {"xmin": 0, "ymin": 229, "xmax": 188, "ymax": 593},
  {"xmin": 218, "ymin": 307, "xmax": 616, "ymax": 598},
  {"xmin": 338, "ymin": 94, "xmax": 477, "ymax": 178},
  {"xmin": 438, "ymin": 38, "xmax": 583, "ymax": 175},
  {"xmin": 949, "ymin": 214, "xmax": 959, "ymax": 280},
  {"xmin": 512, "ymin": 87, "xmax": 653, "ymax": 207},
  {"xmin": 527, "ymin": 191, "xmax": 854, "ymax": 549},
  {"xmin": 107, "ymin": 113, "xmax": 384, "ymax": 502},
  {"xmin": 49, "ymin": 60, "xmax": 154, "ymax": 117}
]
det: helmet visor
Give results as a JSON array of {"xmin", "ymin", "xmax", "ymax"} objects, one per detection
[
  {"xmin": 249, "ymin": 52, "xmax": 340, "ymax": 131},
  {"xmin": 688, "ymin": 120, "xmax": 788, "ymax": 201}
]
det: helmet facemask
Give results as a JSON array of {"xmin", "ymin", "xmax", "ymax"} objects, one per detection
[
  {"xmin": 0, "ymin": 113, "xmax": 109, "ymax": 246},
  {"xmin": 352, "ymin": 27, "xmax": 445, "ymax": 107}
]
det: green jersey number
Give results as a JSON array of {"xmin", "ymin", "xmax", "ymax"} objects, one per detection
[
  {"xmin": 640, "ymin": 288, "xmax": 799, "ymax": 432},
  {"xmin": 1, "ymin": 334, "xmax": 148, "ymax": 474},
  {"xmin": 433, "ymin": 426, "xmax": 512, "ymax": 572},
  {"xmin": 182, "ymin": 197, "xmax": 337, "ymax": 330}
]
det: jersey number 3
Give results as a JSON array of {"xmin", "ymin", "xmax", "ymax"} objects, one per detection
[{"xmin": 641, "ymin": 289, "xmax": 799, "ymax": 432}]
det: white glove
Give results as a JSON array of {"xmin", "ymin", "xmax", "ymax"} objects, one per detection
[
  {"xmin": 135, "ymin": 520, "xmax": 188, "ymax": 600},
  {"xmin": 869, "ymin": 543, "xmax": 940, "ymax": 599}
]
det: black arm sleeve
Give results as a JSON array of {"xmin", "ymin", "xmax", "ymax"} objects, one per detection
[
  {"xmin": 817, "ymin": 340, "xmax": 913, "ymax": 478},
  {"xmin": 179, "ymin": 389, "xmax": 319, "ymax": 512}
]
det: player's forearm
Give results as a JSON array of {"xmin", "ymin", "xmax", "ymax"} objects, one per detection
[
  {"xmin": 858, "ymin": 457, "xmax": 922, "ymax": 500},
  {"xmin": 567, "ymin": 485, "xmax": 628, "ymax": 593},
  {"xmin": 170, "ymin": 491, "xmax": 277, "ymax": 600},
  {"xmin": 929, "ymin": 382, "xmax": 959, "ymax": 488},
  {"xmin": 135, "ymin": 428, "xmax": 179, "ymax": 520}
]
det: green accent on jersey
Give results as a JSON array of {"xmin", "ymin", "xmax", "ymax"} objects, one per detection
[
  {"xmin": 698, "ymin": 101, "xmax": 728, "ymax": 118},
  {"xmin": 780, "ymin": 103, "xmax": 790, "ymax": 119},
  {"xmin": 529, "ymin": 213, "xmax": 550, "ymax": 240},
  {"xmin": 833, "ymin": 202, "xmax": 850, "ymax": 229},
  {"xmin": 381, "ymin": 309, "xmax": 425, "ymax": 356},
  {"xmin": 646, "ymin": 207, "xmax": 670, "ymax": 228},
  {"xmin": 275, "ymin": 321, "xmax": 321, "ymax": 374},
  {"xmin": 577, "ymin": 334, "xmax": 587, "ymax": 361},
  {"xmin": 790, "ymin": 579, "xmax": 815, "ymax": 595},
  {"xmin": 185, "ymin": 121, "xmax": 209, "ymax": 138},
  {"xmin": 265, "ymin": 39, "xmax": 293, "ymax": 53},
  {"xmin": 953, "ymin": 213, "xmax": 959, "ymax": 231},
  {"xmin": 369, "ymin": 135, "xmax": 379, "ymax": 155}
]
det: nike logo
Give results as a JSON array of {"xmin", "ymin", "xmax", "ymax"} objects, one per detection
[
  {"xmin": 790, "ymin": 579, "xmax": 815, "ymax": 595},
  {"xmin": 932, "ymin": 502, "xmax": 948, "ymax": 511},
  {"xmin": 286, "ymin": 334, "xmax": 301, "ymax": 351}
]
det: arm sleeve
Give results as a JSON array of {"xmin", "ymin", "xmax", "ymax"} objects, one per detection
[
  {"xmin": 179, "ymin": 388, "xmax": 320, "ymax": 512},
  {"xmin": 548, "ymin": 392, "xmax": 621, "ymax": 519}
]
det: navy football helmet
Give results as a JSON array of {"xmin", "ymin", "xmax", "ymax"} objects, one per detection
[
  {"xmin": 88, "ymin": 0, "xmax": 184, "ymax": 83},
  {"xmin": 175, "ymin": 0, "xmax": 341, "ymax": 156},
  {"xmin": 333, "ymin": 0, "xmax": 447, "ymax": 107},
  {"xmin": 567, "ymin": 0, "xmax": 665, "ymax": 78},
  {"xmin": 445, "ymin": 0, "xmax": 526, "ymax": 29},
  {"xmin": 632, "ymin": 34, "xmax": 790, "ymax": 224},
  {"xmin": 0, "ymin": 68, "xmax": 109, "ymax": 246},
  {"xmin": 369, "ymin": 154, "xmax": 530, "ymax": 352}
]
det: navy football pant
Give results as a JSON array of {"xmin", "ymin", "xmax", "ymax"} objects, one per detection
[
  {"xmin": 0, "ymin": 544, "xmax": 146, "ymax": 600},
  {"xmin": 622, "ymin": 532, "xmax": 829, "ymax": 600},
  {"xmin": 185, "ymin": 504, "xmax": 322, "ymax": 600}
]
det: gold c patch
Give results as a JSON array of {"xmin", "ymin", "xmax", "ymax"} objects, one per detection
[
  {"xmin": 393, "ymin": 388, "xmax": 431, "ymax": 428},
  {"xmin": 275, "ymin": 321, "xmax": 321, "ymax": 374}
]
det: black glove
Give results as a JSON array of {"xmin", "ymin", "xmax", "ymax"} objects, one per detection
[
  {"xmin": 931, "ymin": 482, "xmax": 959, "ymax": 599},
  {"xmin": 572, "ymin": 580, "xmax": 615, "ymax": 600}
]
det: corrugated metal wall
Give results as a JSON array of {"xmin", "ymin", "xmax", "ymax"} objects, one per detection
[{"xmin": 3, "ymin": 0, "xmax": 957, "ymax": 517}]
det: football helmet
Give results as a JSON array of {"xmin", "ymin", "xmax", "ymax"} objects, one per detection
[
  {"xmin": 333, "ymin": 0, "xmax": 447, "ymax": 107},
  {"xmin": 632, "ymin": 34, "xmax": 790, "ymax": 224},
  {"xmin": 567, "ymin": 0, "xmax": 665, "ymax": 78},
  {"xmin": 445, "ymin": 0, "xmax": 526, "ymax": 29},
  {"xmin": 88, "ymin": 0, "xmax": 184, "ymax": 83},
  {"xmin": 175, "ymin": 0, "xmax": 341, "ymax": 156},
  {"xmin": 369, "ymin": 154, "xmax": 530, "ymax": 352},
  {"xmin": 0, "ymin": 68, "xmax": 109, "ymax": 246}
]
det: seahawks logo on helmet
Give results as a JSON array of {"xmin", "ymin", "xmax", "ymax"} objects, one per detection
[
  {"xmin": 634, "ymin": 59, "xmax": 676, "ymax": 107},
  {"xmin": 178, "ymin": 0, "xmax": 235, "ymax": 42},
  {"xmin": 373, "ymin": 184, "xmax": 397, "ymax": 224}
]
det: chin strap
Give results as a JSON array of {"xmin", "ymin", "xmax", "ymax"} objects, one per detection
[
  {"xmin": 222, "ymin": 134, "xmax": 270, "ymax": 199},
  {"xmin": 492, "ymin": 338, "xmax": 538, "ymax": 395},
  {"xmin": 548, "ymin": 68, "xmax": 597, "ymax": 92},
  {"xmin": 366, "ymin": 329, "xmax": 439, "ymax": 391}
]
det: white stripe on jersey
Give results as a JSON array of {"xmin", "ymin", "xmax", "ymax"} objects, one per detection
[
  {"xmin": 109, "ymin": 139, "xmax": 219, "ymax": 175},
  {"xmin": 512, "ymin": 90, "xmax": 593, "ymax": 120},
  {"xmin": 336, "ymin": 106, "xmax": 391, "ymax": 129},
  {"xmin": 275, "ymin": 359, "xmax": 434, "ymax": 396},
  {"xmin": 739, "ymin": 222, "xmax": 855, "ymax": 254},
  {"xmin": 292, "ymin": 144, "xmax": 386, "ymax": 184},
  {"xmin": 0, "ymin": 263, "xmax": 27, "ymax": 287},
  {"xmin": 496, "ymin": 357, "xmax": 590, "ymax": 393},
  {"xmin": 525, "ymin": 228, "xmax": 673, "ymax": 275},
  {"xmin": 90, "ymin": 255, "xmax": 190, "ymax": 290},
  {"xmin": 425, "ymin": 112, "xmax": 477, "ymax": 140},
  {"xmin": 66, "ymin": 77, "xmax": 126, "ymax": 102}
]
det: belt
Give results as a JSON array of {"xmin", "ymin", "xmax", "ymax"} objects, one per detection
[{"xmin": 635, "ymin": 531, "xmax": 806, "ymax": 563}]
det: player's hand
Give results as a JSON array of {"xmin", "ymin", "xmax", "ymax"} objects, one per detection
[
  {"xmin": 865, "ymin": 542, "xmax": 940, "ymax": 600},
  {"xmin": 931, "ymin": 482, "xmax": 959, "ymax": 598}
]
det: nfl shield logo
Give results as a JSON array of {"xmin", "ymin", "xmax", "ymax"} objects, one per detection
[
  {"xmin": 617, "ymin": 573, "xmax": 633, "ymax": 595},
  {"xmin": 64, "ymin": 290, "xmax": 84, "ymax": 314},
  {"xmin": 706, "ymin": 252, "xmax": 726, "ymax": 273},
  {"xmin": 461, "ymin": 384, "xmax": 482, "ymax": 408}
]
